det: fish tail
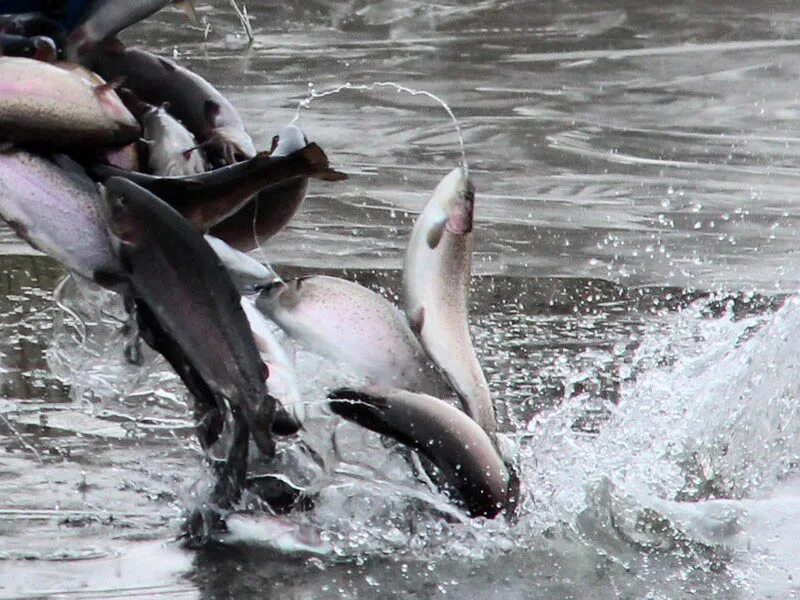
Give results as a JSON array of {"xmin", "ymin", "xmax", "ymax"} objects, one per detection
[{"xmin": 298, "ymin": 143, "xmax": 348, "ymax": 182}]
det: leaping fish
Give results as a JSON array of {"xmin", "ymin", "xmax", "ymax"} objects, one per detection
[
  {"xmin": 402, "ymin": 167, "xmax": 498, "ymax": 435},
  {"xmin": 329, "ymin": 386, "xmax": 510, "ymax": 519}
]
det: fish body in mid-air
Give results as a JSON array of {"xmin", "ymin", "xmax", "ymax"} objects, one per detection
[
  {"xmin": 0, "ymin": 149, "xmax": 122, "ymax": 287},
  {"xmin": 329, "ymin": 386, "xmax": 510, "ymax": 519},
  {"xmin": 256, "ymin": 275, "xmax": 449, "ymax": 396},
  {"xmin": 93, "ymin": 142, "xmax": 346, "ymax": 231},
  {"xmin": 0, "ymin": 56, "xmax": 139, "ymax": 148},
  {"xmin": 209, "ymin": 124, "xmax": 312, "ymax": 251},
  {"xmin": 101, "ymin": 176, "xmax": 277, "ymax": 459},
  {"xmin": 83, "ymin": 44, "xmax": 255, "ymax": 166},
  {"xmin": 402, "ymin": 167, "xmax": 497, "ymax": 435},
  {"xmin": 67, "ymin": 0, "xmax": 196, "ymax": 57}
]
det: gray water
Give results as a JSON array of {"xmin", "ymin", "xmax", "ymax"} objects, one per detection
[{"xmin": 3, "ymin": 1, "xmax": 800, "ymax": 598}]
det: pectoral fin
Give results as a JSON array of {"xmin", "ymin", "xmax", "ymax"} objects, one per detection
[{"xmin": 426, "ymin": 216, "xmax": 447, "ymax": 249}]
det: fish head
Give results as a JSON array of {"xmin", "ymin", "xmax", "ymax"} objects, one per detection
[
  {"xmin": 272, "ymin": 124, "xmax": 308, "ymax": 158},
  {"xmin": 433, "ymin": 166, "xmax": 475, "ymax": 236},
  {"xmin": 256, "ymin": 277, "xmax": 312, "ymax": 316},
  {"xmin": 91, "ymin": 82, "xmax": 141, "ymax": 137},
  {"xmin": 101, "ymin": 177, "xmax": 151, "ymax": 248}
]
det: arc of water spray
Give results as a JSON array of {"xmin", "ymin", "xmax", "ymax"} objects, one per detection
[{"xmin": 291, "ymin": 82, "xmax": 469, "ymax": 173}]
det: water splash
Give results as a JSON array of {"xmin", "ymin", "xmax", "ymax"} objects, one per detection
[{"xmin": 292, "ymin": 81, "xmax": 469, "ymax": 173}]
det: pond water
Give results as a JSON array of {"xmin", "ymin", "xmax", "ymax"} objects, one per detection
[{"xmin": 3, "ymin": 1, "xmax": 800, "ymax": 598}]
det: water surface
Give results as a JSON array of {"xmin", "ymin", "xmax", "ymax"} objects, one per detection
[{"xmin": 3, "ymin": 1, "xmax": 800, "ymax": 598}]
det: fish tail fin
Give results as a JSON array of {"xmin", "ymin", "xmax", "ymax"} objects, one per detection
[{"xmin": 298, "ymin": 143, "xmax": 348, "ymax": 182}]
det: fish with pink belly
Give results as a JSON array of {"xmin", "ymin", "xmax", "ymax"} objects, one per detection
[
  {"xmin": 255, "ymin": 275, "xmax": 449, "ymax": 397},
  {"xmin": 402, "ymin": 166, "xmax": 498, "ymax": 436}
]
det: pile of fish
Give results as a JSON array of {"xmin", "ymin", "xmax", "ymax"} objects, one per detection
[{"xmin": 0, "ymin": 0, "xmax": 517, "ymax": 545}]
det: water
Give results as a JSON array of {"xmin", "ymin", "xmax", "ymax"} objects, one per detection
[{"xmin": 3, "ymin": 1, "xmax": 800, "ymax": 598}]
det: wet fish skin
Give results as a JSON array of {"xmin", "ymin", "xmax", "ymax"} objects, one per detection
[
  {"xmin": 204, "ymin": 235, "xmax": 281, "ymax": 294},
  {"xmin": 329, "ymin": 386, "xmax": 510, "ymax": 519},
  {"xmin": 93, "ymin": 142, "xmax": 347, "ymax": 231},
  {"xmin": 402, "ymin": 167, "xmax": 498, "ymax": 435},
  {"xmin": 102, "ymin": 176, "xmax": 277, "ymax": 457},
  {"xmin": 67, "ymin": 0, "xmax": 195, "ymax": 58},
  {"xmin": 256, "ymin": 275, "xmax": 449, "ymax": 396},
  {"xmin": 241, "ymin": 296, "xmax": 306, "ymax": 427},
  {"xmin": 0, "ymin": 149, "xmax": 122, "ymax": 287},
  {"xmin": 209, "ymin": 124, "xmax": 312, "ymax": 251},
  {"xmin": 83, "ymin": 44, "xmax": 255, "ymax": 166},
  {"xmin": 142, "ymin": 103, "xmax": 207, "ymax": 177},
  {"xmin": 0, "ymin": 56, "xmax": 139, "ymax": 148}
]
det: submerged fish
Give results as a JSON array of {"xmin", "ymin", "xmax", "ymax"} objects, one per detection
[
  {"xmin": 101, "ymin": 176, "xmax": 277, "ymax": 460},
  {"xmin": 209, "ymin": 124, "xmax": 312, "ymax": 251},
  {"xmin": 0, "ymin": 149, "xmax": 122, "ymax": 287},
  {"xmin": 256, "ymin": 275, "xmax": 449, "ymax": 396},
  {"xmin": 402, "ymin": 167, "xmax": 497, "ymax": 435},
  {"xmin": 0, "ymin": 56, "xmax": 139, "ymax": 148},
  {"xmin": 83, "ymin": 44, "xmax": 256, "ymax": 166},
  {"xmin": 329, "ymin": 386, "xmax": 510, "ymax": 519},
  {"xmin": 0, "ymin": 33, "xmax": 57, "ymax": 61},
  {"xmin": 68, "ymin": 0, "xmax": 196, "ymax": 57},
  {"xmin": 93, "ymin": 143, "xmax": 347, "ymax": 231}
]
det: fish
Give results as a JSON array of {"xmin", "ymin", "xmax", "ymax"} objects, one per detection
[
  {"xmin": 328, "ymin": 386, "xmax": 510, "ymax": 519},
  {"xmin": 204, "ymin": 235, "xmax": 280, "ymax": 294},
  {"xmin": 402, "ymin": 167, "xmax": 498, "ymax": 435},
  {"xmin": 141, "ymin": 102, "xmax": 207, "ymax": 177},
  {"xmin": 67, "ymin": 0, "xmax": 196, "ymax": 58},
  {"xmin": 101, "ymin": 176, "xmax": 277, "ymax": 460},
  {"xmin": 0, "ymin": 12, "xmax": 66, "ymax": 54},
  {"xmin": 0, "ymin": 149, "xmax": 123, "ymax": 288},
  {"xmin": 240, "ymin": 297, "xmax": 306, "ymax": 429},
  {"xmin": 93, "ymin": 142, "xmax": 347, "ymax": 231},
  {"xmin": 0, "ymin": 56, "xmax": 139, "ymax": 148},
  {"xmin": 83, "ymin": 43, "xmax": 256, "ymax": 166},
  {"xmin": 209, "ymin": 124, "xmax": 312, "ymax": 252},
  {"xmin": 256, "ymin": 275, "xmax": 450, "ymax": 396},
  {"xmin": 0, "ymin": 33, "xmax": 57, "ymax": 61}
]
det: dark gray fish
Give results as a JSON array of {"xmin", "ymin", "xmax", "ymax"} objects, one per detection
[
  {"xmin": 101, "ymin": 176, "xmax": 277, "ymax": 459},
  {"xmin": 0, "ymin": 33, "xmax": 57, "ymax": 61},
  {"xmin": 329, "ymin": 386, "xmax": 510, "ymax": 519},
  {"xmin": 0, "ymin": 12, "xmax": 66, "ymax": 55},
  {"xmin": 209, "ymin": 124, "xmax": 311, "ymax": 251},
  {"xmin": 93, "ymin": 142, "xmax": 346, "ymax": 231},
  {"xmin": 83, "ymin": 43, "xmax": 255, "ymax": 166}
]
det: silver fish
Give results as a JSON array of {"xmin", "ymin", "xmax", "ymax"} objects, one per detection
[
  {"xmin": 256, "ymin": 275, "xmax": 448, "ymax": 396},
  {"xmin": 0, "ymin": 56, "xmax": 139, "ymax": 148},
  {"xmin": 142, "ymin": 104, "xmax": 207, "ymax": 177},
  {"xmin": 329, "ymin": 386, "xmax": 510, "ymax": 519},
  {"xmin": 402, "ymin": 167, "xmax": 497, "ymax": 435},
  {"xmin": 0, "ymin": 150, "xmax": 122, "ymax": 287},
  {"xmin": 204, "ymin": 234, "xmax": 280, "ymax": 294},
  {"xmin": 68, "ymin": 0, "xmax": 196, "ymax": 58}
]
